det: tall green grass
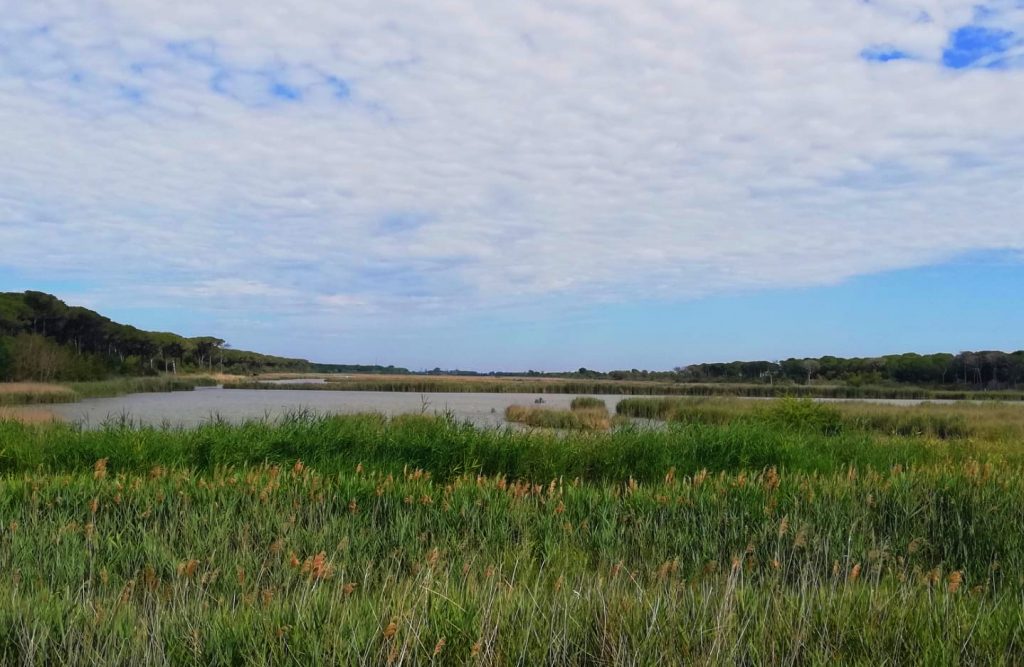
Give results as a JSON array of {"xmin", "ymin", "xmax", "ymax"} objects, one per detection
[
  {"xmin": 0, "ymin": 459, "xmax": 1021, "ymax": 664},
  {"xmin": 0, "ymin": 412, "xmax": 1010, "ymax": 481},
  {"xmin": 4, "ymin": 406, "xmax": 1024, "ymax": 662},
  {"xmin": 618, "ymin": 397, "xmax": 984, "ymax": 440}
]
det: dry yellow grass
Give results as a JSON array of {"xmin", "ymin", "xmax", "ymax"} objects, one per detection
[
  {"xmin": 0, "ymin": 406, "xmax": 63, "ymax": 424},
  {"xmin": 0, "ymin": 382, "xmax": 77, "ymax": 406},
  {"xmin": 0, "ymin": 382, "xmax": 74, "ymax": 396},
  {"xmin": 202, "ymin": 373, "xmax": 240, "ymax": 384}
]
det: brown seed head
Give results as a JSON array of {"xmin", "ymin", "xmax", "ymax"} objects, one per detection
[{"xmin": 948, "ymin": 570, "xmax": 963, "ymax": 593}]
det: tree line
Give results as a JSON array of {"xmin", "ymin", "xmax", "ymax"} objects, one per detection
[
  {"xmin": 675, "ymin": 352, "xmax": 1024, "ymax": 388},
  {"xmin": 0, "ymin": 291, "xmax": 312, "ymax": 381}
]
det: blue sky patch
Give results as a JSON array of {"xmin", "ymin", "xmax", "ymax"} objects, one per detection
[
  {"xmin": 270, "ymin": 82, "xmax": 301, "ymax": 101},
  {"xmin": 861, "ymin": 46, "xmax": 911, "ymax": 62},
  {"xmin": 942, "ymin": 25, "xmax": 1015, "ymax": 69}
]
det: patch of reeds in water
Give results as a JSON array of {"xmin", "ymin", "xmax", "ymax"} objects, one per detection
[
  {"xmin": 68, "ymin": 375, "xmax": 219, "ymax": 399},
  {"xmin": 615, "ymin": 397, "xmax": 1015, "ymax": 440},
  {"xmin": 506, "ymin": 398, "xmax": 612, "ymax": 431},
  {"xmin": 0, "ymin": 382, "xmax": 77, "ymax": 406},
  {"xmin": 0, "ymin": 406, "xmax": 62, "ymax": 424},
  {"xmin": 0, "ymin": 376, "xmax": 218, "ymax": 406}
]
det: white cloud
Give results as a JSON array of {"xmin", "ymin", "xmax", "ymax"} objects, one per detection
[{"xmin": 1, "ymin": 0, "xmax": 1023, "ymax": 340}]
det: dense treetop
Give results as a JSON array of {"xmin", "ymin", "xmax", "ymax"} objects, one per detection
[{"xmin": 0, "ymin": 292, "xmax": 405, "ymax": 381}]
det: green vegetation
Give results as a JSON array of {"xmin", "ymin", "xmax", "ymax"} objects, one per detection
[
  {"xmin": 1, "ymin": 410, "xmax": 1023, "ymax": 663},
  {"xmin": 415, "ymin": 351, "xmax": 1024, "ymax": 392},
  {"xmin": 615, "ymin": 397, "xmax": 1020, "ymax": 441},
  {"xmin": 67, "ymin": 376, "xmax": 220, "ymax": 399},
  {"xmin": 569, "ymin": 396, "xmax": 606, "ymax": 410},
  {"xmin": 680, "ymin": 351, "xmax": 1024, "ymax": 388},
  {"xmin": 1, "ymin": 407, "xmax": 1020, "ymax": 487},
  {"xmin": 230, "ymin": 375, "xmax": 1024, "ymax": 400},
  {"xmin": 0, "ymin": 377, "xmax": 218, "ymax": 407},
  {"xmin": 505, "ymin": 398, "xmax": 612, "ymax": 431},
  {"xmin": 0, "ymin": 291, "xmax": 313, "ymax": 381}
]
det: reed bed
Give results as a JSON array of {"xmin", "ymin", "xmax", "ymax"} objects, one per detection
[
  {"xmin": 0, "ymin": 376, "xmax": 218, "ymax": 406},
  {"xmin": 569, "ymin": 396, "xmax": 606, "ymax": 410},
  {"xmin": 229, "ymin": 375, "xmax": 1024, "ymax": 400},
  {"xmin": 0, "ymin": 382, "xmax": 77, "ymax": 406},
  {"xmin": 1, "ymin": 457, "xmax": 1022, "ymax": 664},
  {"xmin": 617, "ymin": 397, "xmax": 1024, "ymax": 441},
  {"xmin": 0, "ymin": 406, "xmax": 61, "ymax": 424},
  {"xmin": 0, "ymin": 411, "xmax": 1019, "ymax": 481},
  {"xmin": 504, "ymin": 404, "xmax": 612, "ymax": 431},
  {"xmin": 2, "ymin": 412, "xmax": 1024, "ymax": 663},
  {"xmin": 68, "ymin": 376, "xmax": 219, "ymax": 399}
]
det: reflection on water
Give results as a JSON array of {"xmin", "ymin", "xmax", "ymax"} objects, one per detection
[{"xmin": 49, "ymin": 388, "xmax": 617, "ymax": 429}]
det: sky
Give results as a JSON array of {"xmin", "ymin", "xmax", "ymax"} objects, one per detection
[{"xmin": 1, "ymin": 1, "xmax": 1023, "ymax": 371}]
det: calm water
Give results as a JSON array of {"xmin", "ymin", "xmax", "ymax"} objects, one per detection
[
  {"xmin": 49, "ymin": 388, "xmax": 617, "ymax": 428},
  {"xmin": 48, "ymin": 387, "xmax": 1005, "ymax": 429}
]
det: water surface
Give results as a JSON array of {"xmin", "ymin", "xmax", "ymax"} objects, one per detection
[
  {"xmin": 50, "ymin": 388, "xmax": 605, "ymax": 428},
  {"xmin": 48, "ymin": 388, "xmax": 1011, "ymax": 429}
]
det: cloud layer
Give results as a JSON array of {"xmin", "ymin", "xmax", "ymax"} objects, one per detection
[{"xmin": 2, "ymin": 1, "xmax": 1024, "ymax": 352}]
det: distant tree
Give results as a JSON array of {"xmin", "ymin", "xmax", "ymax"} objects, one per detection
[
  {"xmin": 10, "ymin": 333, "xmax": 67, "ymax": 381},
  {"xmin": 192, "ymin": 337, "xmax": 226, "ymax": 370},
  {"xmin": 0, "ymin": 337, "xmax": 10, "ymax": 380}
]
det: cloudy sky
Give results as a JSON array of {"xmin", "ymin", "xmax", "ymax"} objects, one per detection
[{"xmin": 2, "ymin": 1, "xmax": 1023, "ymax": 370}]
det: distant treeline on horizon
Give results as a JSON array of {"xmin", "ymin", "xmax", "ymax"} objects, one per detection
[
  {"xmin": 423, "ymin": 350, "xmax": 1024, "ymax": 389},
  {"xmin": 1, "ymin": 291, "xmax": 1020, "ymax": 389}
]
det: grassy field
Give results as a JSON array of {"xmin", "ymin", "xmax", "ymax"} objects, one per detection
[
  {"xmin": 0, "ymin": 376, "xmax": 219, "ymax": 408},
  {"xmin": 1, "ymin": 406, "xmax": 1023, "ymax": 663},
  {"xmin": 229, "ymin": 373, "xmax": 1024, "ymax": 401}
]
